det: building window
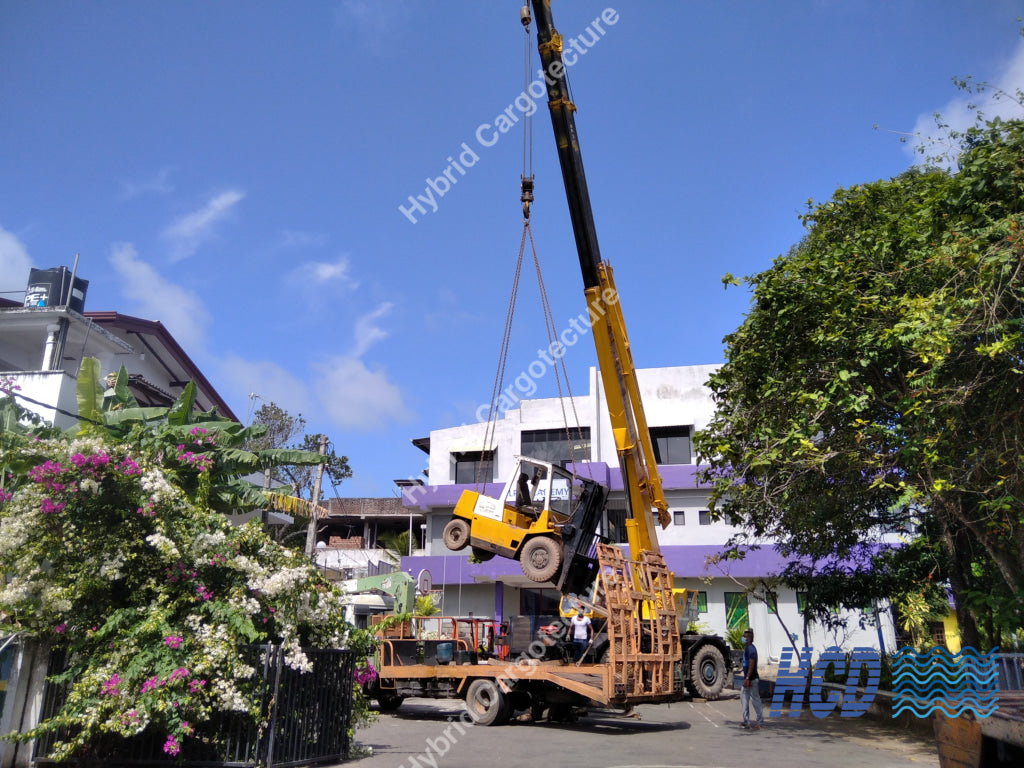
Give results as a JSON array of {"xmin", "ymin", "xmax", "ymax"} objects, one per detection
[
  {"xmin": 520, "ymin": 427, "xmax": 590, "ymax": 467},
  {"xmin": 649, "ymin": 425, "xmax": 692, "ymax": 465},
  {"xmin": 520, "ymin": 588, "xmax": 561, "ymax": 616},
  {"xmin": 797, "ymin": 592, "xmax": 807, "ymax": 614},
  {"xmin": 673, "ymin": 510, "xmax": 686, "ymax": 526},
  {"xmin": 757, "ymin": 592, "xmax": 777, "ymax": 614},
  {"xmin": 725, "ymin": 592, "xmax": 749, "ymax": 632},
  {"xmin": 698, "ymin": 509, "xmax": 712, "ymax": 526},
  {"xmin": 605, "ymin": 503, "xmax": 628, "ymax": 544},
  {"xmin": 453, "ymin": 450, "xmax": 494, "ymax": 484},
  {"xmin": 697, "ymin": 591, "xmax": 708, "ymax": 613}
]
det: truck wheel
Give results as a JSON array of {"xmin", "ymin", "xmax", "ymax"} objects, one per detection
[
  {"xmin": 443, "ymin": 518, "xmax": 471, "ymax": 551},
  {"xmin": 686, "ymin": 644, "xmax": 726, "ymax": 700},
  {"xmin": 377, "ymin": 694, "xmax": 404, "ymax": 711},
  {"xmin": 464, "ymin": 679, "xmax": 511, "ymax": 725},
  {"xmin": 520, "ymin": 537, "xmax": 561, "ymax": 583},
  {"xmin": 471, "ymin": 547, "xmax": 496, "ymax": 562}
]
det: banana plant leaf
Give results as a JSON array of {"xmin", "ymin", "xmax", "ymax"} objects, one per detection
[{"xmin": 76, "ymin": 357, "xmax": 103, "ymax": 427}]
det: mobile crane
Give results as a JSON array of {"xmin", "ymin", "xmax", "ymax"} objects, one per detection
[
  {"xmin": 443, "ymin": 0, "xmax": 731, "ymax": 700},
  {"xmin": 368, "ymin": 2, "xmax": 730, "ymax": 721}
]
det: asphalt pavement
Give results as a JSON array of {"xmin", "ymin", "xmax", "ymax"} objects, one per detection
[{"xmin": 342, "ymin": 690, "xmax": 939, "ymax": 768}]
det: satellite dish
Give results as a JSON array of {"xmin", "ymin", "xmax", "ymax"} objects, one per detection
[{"xmin": 417, "ymin": 569, "xmax": 432, "ymax": 595}]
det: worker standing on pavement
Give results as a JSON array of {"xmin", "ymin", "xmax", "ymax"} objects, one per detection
[
  {"xmin": 570, "ymin": 607, "xmax": 592, "ymax": 662},
  {"xmin": 740, "ymin": 628, "xmax": 765, "ymax": 730}
]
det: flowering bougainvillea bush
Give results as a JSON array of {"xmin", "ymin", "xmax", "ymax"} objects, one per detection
[{"xmin": 0, "ymin": 367, "xmax": 376, "ymax": 760}]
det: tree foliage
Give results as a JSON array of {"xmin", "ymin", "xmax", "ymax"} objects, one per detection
[
  {"xmin": 0, "ymin": 364, "xmax": 375, "ymax": 760},
  {"xmin": 695, "ymin": 117, "xmax": 1024, "ymax": 648},
  {"xmin": 246, "ymin": 404, "xmax": 352, "ymax": 500}
]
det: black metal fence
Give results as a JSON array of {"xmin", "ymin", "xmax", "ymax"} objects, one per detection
[{"xmin": 34, "ymin": 645, "xmax": 355, "ymax": 767}]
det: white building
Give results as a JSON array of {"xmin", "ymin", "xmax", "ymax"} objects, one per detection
[
  {"xmin": 0, "ymin": 297, "xmax": 237, "ymax": 428},
  {"xmin": 398, "ymin": 364, "xmax": 897, "ymax": 664}
]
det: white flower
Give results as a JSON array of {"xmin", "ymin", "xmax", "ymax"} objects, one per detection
[
  {"xmin": 99, "ymin": 553, "xmax": 125, "ymax": 580},
  {"xmin": 212, "ymin": 679, "xmax": 249, "ymax": 711},
  {"xmin": 247, "ymin": 567, "xmax": 308, "ymax": 598},
  {"xmin": 145, "ymin": 533, "xmax": 180, "ymax": 558},
  {"xmin": 140, "ymin": 469, "xmax": 176, "ymax": 503},
  {"xmin": 283, "ymin": 635, "xmax": 313, "ymax": 674},
  {"xmin": 79, "ymin": 478, "xmax": 100, "ymax": 494},
  {"xmin": 192, "ymin": 530, "xmax": 226, "ymax": 553},
  {"xmin": 68, "ymin": 436, "xmax": 105, "ymax": 456}
]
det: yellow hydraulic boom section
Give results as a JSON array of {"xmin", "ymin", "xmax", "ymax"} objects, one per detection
[{"xmin": 587, "ymin": 262, "xmax": 670, "ymax": 557}]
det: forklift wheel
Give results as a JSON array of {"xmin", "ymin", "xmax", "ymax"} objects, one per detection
[
  {"xmin": 520, "ymin": 537, "xmax": 562, "ymax": 583},
  {"xmin": 443, "ymin": 518, "xmax": 471, "ymax": 551}
]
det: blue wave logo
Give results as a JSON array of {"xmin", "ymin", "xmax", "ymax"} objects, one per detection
[{"xmin": 892, "ymin": 646, "xmax": 1000, "ymax": 719}]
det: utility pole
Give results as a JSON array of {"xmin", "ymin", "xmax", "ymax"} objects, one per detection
[
  {"xmin": 305, "ymin": 435, "xmax": 329, "ymax": 560},
  {"xmin": 261, "ymin": 468, "xmax": 271, "ymax": 527}
]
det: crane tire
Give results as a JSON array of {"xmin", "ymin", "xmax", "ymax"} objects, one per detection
[
  {"xmin": 686, "ymin": 643, "xmax": 727, "ymax": 700},
  {"xmin": 464, "ymin": 679, "xmax": 511, "ymax": 725},
  {"xmin": 442, "ymin": 518, "xmax": 471, "ymax": 551},
  {"xmin": 520, "ymin": 536, "xmax": 561, "ymax": 583}
]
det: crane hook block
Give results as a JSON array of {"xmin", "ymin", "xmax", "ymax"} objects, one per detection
[
  {"xmin": 521, "ymin": 175, "xmax": 535, "ymax": 219},
  {"xmin": 520, "ymin": 5, "xmax": 532, "ymax": 28}
]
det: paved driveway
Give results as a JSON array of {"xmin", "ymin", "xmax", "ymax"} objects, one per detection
[{"xmin": 343, "ymin": 691, "xmax": 939, "ymax": 768}]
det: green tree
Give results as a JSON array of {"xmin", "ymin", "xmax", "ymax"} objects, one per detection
[
  {"xmin": 696, "ymin": 117, "xmax": 1024, "ymax": 649},
  {"xmin": 246, "ymin": 404, "xmax": 351, "ymax": 499}
]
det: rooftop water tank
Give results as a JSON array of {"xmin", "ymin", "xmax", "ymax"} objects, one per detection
[{"xmin": 24, "ymin": 267, "xmax": 89, "ymax": 313}]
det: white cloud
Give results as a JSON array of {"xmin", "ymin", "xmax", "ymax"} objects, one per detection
[
  {"xmin": 162, "ymin": 189, "xmax": 245, "ymax": 262},
  {"xmin": 0, "ymin": 224, "xmax": 33, "ymax": 296},
  {"xmin": 119, "ymin": 166, "xmax": 174, "ymax": 200},
  {"xmin": 287, "ymin": 255, "xmax": 359, "ymax": 289},
  {"xmin": 277, "ymin": 229, "xmax": 328, "ymax": 249},
  {"xmin": 212, "ymin": 355, "xmax": 314, "ymax": 424},
  {"xmin": 313, "ymin": 355, "xmax": 413, "ymax": 431},
  {"xmin": 352, "ymin": 302, "xmax": 393, "ymax": 357},
  {"xmin": 907, "ymin": 42, "xmax": 1024, "ymax": 163},
  {"xmin": 108, "ymin": 243, "xmax": 210, "ymax": 351},
  {"xmin": 334, "ymin": 0, "xmax": 415, "ymax": 52}
]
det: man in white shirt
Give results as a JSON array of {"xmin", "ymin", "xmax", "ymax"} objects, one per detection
[{"xmin": 570, "ymin": 608, "xmax": 592, "ymax": 662}]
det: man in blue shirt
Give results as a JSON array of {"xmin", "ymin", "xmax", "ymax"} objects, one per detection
[{"xmin": 740, "ymin": 628, "xmax": 764, "ymax": 729}]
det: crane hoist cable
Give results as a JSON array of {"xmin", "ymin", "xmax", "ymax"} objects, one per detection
[{"xmin": 476, "ymin": 5, "xmax": 587, "ymax": 495}]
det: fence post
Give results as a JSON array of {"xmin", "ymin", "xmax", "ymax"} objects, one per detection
[{"xmin": 262, "ymin": 644, "xmax": 284, "ymax": 768}]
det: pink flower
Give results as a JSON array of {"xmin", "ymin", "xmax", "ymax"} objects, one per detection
[
  {"xmin": 118, "ymin": 457, "xmax": 141, "ymax": 476},
  {"xmin": 163, "ymin": 735, "xmax": 180, "ymax": 756},
  {"xmin": 54, "ymin": 623, "xmax": 67, "ymax": 634},
  {"xmin": 188, "ymin": 678, "xmax": 207, "ymax": 693},
  {"xmin": 169, "ymin": 667, "xmax": 190, "ymax": 682},
  {"xmin": 141, "ymin": 676, "xmax": 160, "ymax": 694},
  {"xmin": 164, "ymin": 635, "xmax": 183, "ymax": 649},
  {"xmin": 101, "ymin": 673, "xmax": 122, "ymax": 696},
  {"xmin": 40, "ymin": 498, "xmax": 66, "ymax": 515}
]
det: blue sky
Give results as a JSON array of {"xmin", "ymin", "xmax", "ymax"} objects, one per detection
[{"xmin": 2, "ymin": 1, "xmax": 1023, "ymax": 498}]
